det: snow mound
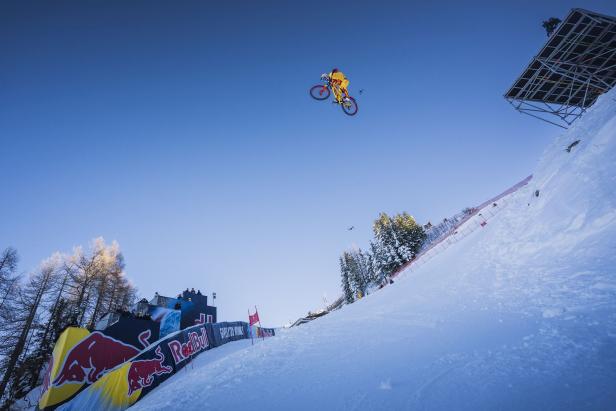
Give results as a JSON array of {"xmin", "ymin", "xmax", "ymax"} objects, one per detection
[{"xmin": 131, "ymin": 90, "xmax": 616, "ymax": 410}]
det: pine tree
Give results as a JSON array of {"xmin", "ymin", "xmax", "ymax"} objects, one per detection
[
  {"xmin": 371, "ymin": 212, "xmax": 427, "ymax": 279},
  {"xmin": 369, "ymin": 241, "xmax": 387, "ymax": 285},
  {"xmin": 391, "ymin": 212, "xmax": 426, "ymax": 261},
  {"xmin": 355, "ymin": 248, "xmax": 374, "ymax": 290},
  {"xmin": 339, "ymin": 256, "xmax": 354, "ymax": 303},
  {"xmin": 372, "ymin": 213, "xmax": 403, "ymax": 277},
  {"xmin": 343, "ymin": 252, "xmax": 359, "ymax": 298},
  {"xmin": 343, "ymin": 249, "xmax": 373, "ymax": 297}
]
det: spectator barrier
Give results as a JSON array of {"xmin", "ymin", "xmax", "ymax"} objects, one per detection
[
  {"xmin": 39, "ymin": 322, "xmax": 274, "ymax": 410},
  {"xmin": 393, "ymin": 175, "xmax": 533, "ymax": 279}
]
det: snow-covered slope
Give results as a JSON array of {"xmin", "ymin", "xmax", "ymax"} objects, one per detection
[{"xmin": 131, "ymin": 90, "xmax": 616, "ymax": 410}]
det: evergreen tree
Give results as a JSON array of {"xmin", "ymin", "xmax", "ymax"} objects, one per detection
[
  {"xmin": 355, "ymin": 248, "xmax": 374, "ymax": 290},
  {"xmin": 371, "ymin": 212, "xmax": 427, "ymax": 278},
  {"xmin": 339, "ymin": 256, "xmax": 354, "ymax": 303},
  {"xmin": 369, "ymin": 241, "xmax": 388, "ymax": 285},
  {"xmin": 343, "ymin": 249, "xmax": 373, "ymax": 297},
  {"xmin": 391, "ymin": 212, "xmax": 426, "ymax": 261},
  {"xmin": 372, "ymin": 212, "xmax": 403, "ymax": 277}
]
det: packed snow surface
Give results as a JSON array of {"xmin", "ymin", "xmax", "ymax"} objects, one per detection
[{"xmin": 132, "ymin": 91, "xmax": 616, "ymax": 410}]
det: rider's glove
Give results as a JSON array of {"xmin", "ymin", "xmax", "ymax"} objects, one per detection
[{"xmin": 320, "ymin": 73, "xmax": 329, "ymax": 81}]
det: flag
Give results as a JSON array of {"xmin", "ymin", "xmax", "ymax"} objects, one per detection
[{"xmin": 249, "ymin": 310, "xmax": 260, "ymax": 326}]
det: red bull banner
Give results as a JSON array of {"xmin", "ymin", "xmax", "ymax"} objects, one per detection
[
  {"xmin": 41, "ymin": 322, "xmax": 274, "ymax": 411},
  {"xmin": 254, "ymin": 326, "xmax": 275, "ymax": 338},
  {"xmin": 103, "ymin": 316, "xmax": 160, "ymax": 350},
  {"xmin": 38, "ymin": 328, "xmax": 142, "ymax": 410}
]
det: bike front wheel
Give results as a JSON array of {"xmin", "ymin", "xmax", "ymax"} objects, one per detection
[
  {"xmin": 341, "ymin": 97, "xmax": 358, "ymax": 116},
  {"xmin": 309, "ymin": 85, "xmax": 330, "ymax": 101}
]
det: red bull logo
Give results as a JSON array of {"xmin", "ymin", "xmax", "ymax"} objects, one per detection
[
  {"xmin": 138, "ymin": 329, "xmax": 152, "ymax": 348},
  {"xmin": 127, "ymin": 346, "xmax": 172, "ymax": 395},
  {"xmin": 53, "ymin": 332, "xmax": 140, "ymax": 386},
  {"xmin": 167, "ymin": 327, "xmax": 209, "ymax": 365}
]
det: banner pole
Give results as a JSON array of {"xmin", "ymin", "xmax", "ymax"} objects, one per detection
[
  {"xmin": 249, "ymin": 309, "xmax": 253, "ymax": 345},
  {"xmin": 256, "ymin": 305, "xmax": 264, "ymax": 341}
]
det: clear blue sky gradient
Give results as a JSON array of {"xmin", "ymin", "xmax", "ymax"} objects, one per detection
[{"xmin": 2, "ymin": 0, "xmax": 615, "ymax": 325}]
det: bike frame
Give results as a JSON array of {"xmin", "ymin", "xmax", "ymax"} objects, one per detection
[
  {"xmin": 311, "ymin": 78, "xmax": 357, "ymax": 115},
  {"xmin": 323, "ymin": 79, "xmax": 345, "ymax": 103}
]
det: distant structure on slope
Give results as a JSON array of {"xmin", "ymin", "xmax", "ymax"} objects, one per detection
[
  {"xmin": 421, "ymin": 207, "xmax": 476, "ymax": 250},
  {"xmin": 505, "ymin": 8, "xmax": 616, "ymax": 128},
  {"xmin": 290, "ymin": 296, "xmax": 345, "ymax": 327},
  {"xmin": 140, "ymin": 288, "xmax": 217, "ymax": 330},
  {"xmin": 96, "ymin": 287, "xmax": 217, "ymax": 341}
]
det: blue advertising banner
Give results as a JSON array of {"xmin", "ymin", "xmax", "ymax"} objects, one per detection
[{"xmin": 51, "ymin": 322, "xmax": 274, "ymax": 411}]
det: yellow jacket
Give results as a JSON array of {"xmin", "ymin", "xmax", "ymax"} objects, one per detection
[{"xmin": 330, "ymin": 71, "xmax": 346, "ymax": 83}]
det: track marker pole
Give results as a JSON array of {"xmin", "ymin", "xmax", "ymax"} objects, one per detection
[
  {"xmin": 256, "ymin": 305, "xmax": 265, "ymax": 341},
  {"xmin": 249, "ymin": 308, "xmax": 253, "ymax": 345}
]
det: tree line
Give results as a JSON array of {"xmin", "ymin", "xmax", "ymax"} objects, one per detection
[
  {"xmin": 0, "ymin": 237, "xmax": 136, "ymax": 408},
  {"xmin": 339, "ymin": 212, "xmax": 427, "ymax": 304},
  {"xmin": 339, "ymin": 206, "xmax": 480, "ymax": 304}
]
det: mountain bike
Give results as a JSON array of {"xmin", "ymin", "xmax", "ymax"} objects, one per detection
[{"xmin": 309, "ymin": 78, "xmax": 358, "ymax": 116}]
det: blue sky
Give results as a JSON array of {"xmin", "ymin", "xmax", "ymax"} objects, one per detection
[{"xmin": 2, "ymin": 0, "xmax": 615, "ymax": 326}]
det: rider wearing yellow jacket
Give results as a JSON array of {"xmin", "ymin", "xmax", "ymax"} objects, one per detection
[{"xmin": 325, "ymin": 68, "xmax": 350, "ymax": 103}]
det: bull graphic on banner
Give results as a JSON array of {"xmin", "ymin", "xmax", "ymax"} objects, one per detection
[
  {"xmin": 127, "ymin": 346, "xmax": 172, "ymax": 395},
  {"xmin": 53, "ymin": 332, "xmax": 139, "ymax": 386},
  {"xmin": 38, "ymin": 327, "xmax": 142, "ymax": 410},
  {"xmin": 40, "ymin": 322, "xmax": 274, "ymax": 410}
]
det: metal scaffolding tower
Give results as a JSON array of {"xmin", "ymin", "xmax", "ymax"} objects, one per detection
[{"xmin": 505, "ymin": 9, "xmax": 616, "ymax": 128}]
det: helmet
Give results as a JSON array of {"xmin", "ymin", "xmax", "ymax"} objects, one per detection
[{"xmin": 331, "ymin": 68, "xmax": 339, "ymax": 73}]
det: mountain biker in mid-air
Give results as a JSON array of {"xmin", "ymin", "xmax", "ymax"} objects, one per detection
[
  {"xmin": 309, "ymin": 68, "xmax": 358, "ymax": 116},
  {"xmin": 321, "ymin": 68, "xmax": 350, "ymax": 104}
]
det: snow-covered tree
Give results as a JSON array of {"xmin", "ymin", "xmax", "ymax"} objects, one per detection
[
  {"xmin": 422, "ymin": 207, "xmax": 473, "ymax": 249},
  {"xmin": 339, "ymin": 256, "xmax": 354, "ymax": 303},
  {"xmin": 391, "ymin": 212, "xmax": 426, "ymax": 261},
  {"xmin": 371, "ymin": 212, "xmax": 426, "ymax": 278},
  {"xmin": 355, "ymin": 248, "xmax": 374, "ymax": 291},
  {"xmin": 369, "ymin": 241, "xmax": 388, "ymax": 284},
  {"xmin": 343, "ymin": 249, "xmax": 373, "ymax": 297},
  {"xmin": 337, "ymin": 212, "xmax": 427, "ymax": 299}
]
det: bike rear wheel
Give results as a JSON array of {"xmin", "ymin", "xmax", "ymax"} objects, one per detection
[
  {"xmin": 310, "ymin": 85, "xmax": 330, "ymax": 101},
  {"xmin": 341, "ymin": 97, "xmax": 358, "ymax": 116}
]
